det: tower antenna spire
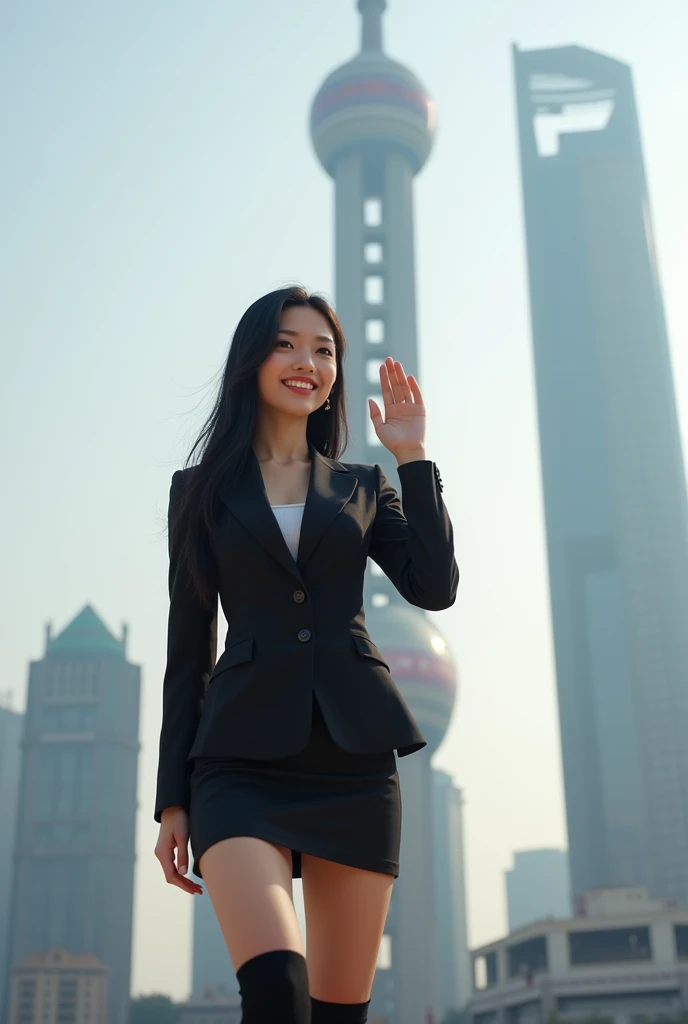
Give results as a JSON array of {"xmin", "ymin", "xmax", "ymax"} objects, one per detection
[{"xmin": 358, "ymin": 0, "xmax": 386, "ymax": 52}]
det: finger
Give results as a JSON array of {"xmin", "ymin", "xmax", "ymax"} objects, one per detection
[
  {"xmin": 393, "ymin": 360, "xmax": 414, "ymax": 402},
  {"xmin": 385, "ymin": 357, "xmax": 405, "ymax": 404},
  {"xmin": 171, "ymin": 871, "xmax": 204, "ymax": 896},
  {"xmin": 407, "ymin": 374, "xmax": 424, "ymax": 405},
  {"xmin": 155, "ymin": 843, "xmax": 203, "ymax": 895},
  {"xmin": 379, "ymin": 362, "xmax": 395, "ymax": 407},
  {"xmin": 368, "ymin": 397, "xmax": 383, "ymax": 424}
]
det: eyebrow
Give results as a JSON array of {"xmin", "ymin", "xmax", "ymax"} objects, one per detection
[{"xmin": 278, "ymin": 328, "xmax": 335, "ymax": 345}]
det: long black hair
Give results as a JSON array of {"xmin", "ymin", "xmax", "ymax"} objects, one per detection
[{"xmin": 169, "ymin": 285, "xmax": 350, "ymax": 609}]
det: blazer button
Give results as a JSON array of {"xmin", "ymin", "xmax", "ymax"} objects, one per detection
[
  {"xmin": 434, "ymin": 464, "xmax": 444, "ymax": 492},
  {"xmin": 293, "ymin": 590, "xmax": 306, "ymax": 603},
  {"xmin": 297, "ymin": 629, "xmax": 311, "ymax": 642}
]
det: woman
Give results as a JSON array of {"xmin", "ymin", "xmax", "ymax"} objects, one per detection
[{"xmin": 153, "ymin": 286, "xmax": 459, "ymax": 1024}]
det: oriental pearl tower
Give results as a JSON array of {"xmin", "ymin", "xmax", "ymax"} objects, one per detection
[{"xmin": 310, "ymin": 4, "xmax": 458, "ymax": 1022}]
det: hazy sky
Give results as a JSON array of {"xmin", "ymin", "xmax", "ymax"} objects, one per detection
[{"xmin": 3, "ymin": 0, "xmax": 687, "ymax": 1001}]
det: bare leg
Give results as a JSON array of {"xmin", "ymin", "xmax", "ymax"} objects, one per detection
[
  {"xmin": 301, "ymin": 853, "xmax": 394, "ymax": 1003},
  {"xmin": 198, "ymin": 836, "xmax": 304, "ymax": 973}
]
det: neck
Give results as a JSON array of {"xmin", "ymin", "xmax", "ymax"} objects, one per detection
[{"xmin": 252, "ymin": 418, "xmax": 311, "ymax": 465}]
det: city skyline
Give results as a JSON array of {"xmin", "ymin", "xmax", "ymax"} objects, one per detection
[{"xmin": 2, "ymin": 0, "xmax": 687, "ymax": 1001}]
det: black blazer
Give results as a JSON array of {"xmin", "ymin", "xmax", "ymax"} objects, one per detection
[{"xmin": 154, "ymin": 441, "xmax": 459, "ymax": 822}]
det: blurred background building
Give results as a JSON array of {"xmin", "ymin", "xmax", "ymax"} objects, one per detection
[
  {"xmin": 433, "ymin": 771, "xmax": 471, "ymax": 1014},
  {"xmin": 505, "ymin": 849, "xmax": 571, "ymax": 933},
  {"xmin": 513, "ymin": 43, "xmax": 688, "ymax": 909},
  {"xmin": 468, "ymin": 886, "xmax": 688, "ymax": 1024},
  {"xmin": 6, "ymin": 948, "xmax": 109, "ymax": 1024},
  {"xmin": 2, "ymin": 606, "xmax": 141, "ymax": 1024}
]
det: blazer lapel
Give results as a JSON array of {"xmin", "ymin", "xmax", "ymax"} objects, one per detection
[{"xmin": 218, "ymin": 441, "xmax": 358, "ymax": 581}]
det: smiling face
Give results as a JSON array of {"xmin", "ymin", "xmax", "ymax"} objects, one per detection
[{"xmin": 256, "ymin": 303, "xmax": 338, "ymax": 418}]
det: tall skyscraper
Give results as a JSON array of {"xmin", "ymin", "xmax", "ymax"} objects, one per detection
[
  {"xmin": 3, "ymin": 606, "xmax": 141, "ymax": 1024},
  {"xmin": 310, "ymin": 3, "xmax": 457, "ymax": 1022},
  {"xmin": 0, "ymin": 701, "xmax": 23, "ymax": 1019},
  {"xmin": 311, "ymin": 8, "xmax": 456, "ymax": 1024},
  {"xmin": 432, "ymin": 771, "xmax": 470, "ymax": 1015},
  {"xmin": 505, "ymin": 849, "xmax": 571, "ymax": 932},
  {"xmin": 513, "ymin": 44, "xmax": 688, "ymax": 907}
]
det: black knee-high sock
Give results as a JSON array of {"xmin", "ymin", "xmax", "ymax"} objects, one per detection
[
  {"xmin": 310, "ymin": 995, "xmax": 370, "ymax": 1023},
  {"xmin": 236, "ymin": 949, "xmax": 311, "ymax": 1023}
]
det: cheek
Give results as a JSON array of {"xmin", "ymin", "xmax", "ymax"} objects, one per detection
[{"xmin": 256, "ymin": 355, "xmax": 282, "ymax": 396}]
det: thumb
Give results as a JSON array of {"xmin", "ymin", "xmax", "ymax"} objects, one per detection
[{"xmin": 368, "ymin": 397, "xmax": 382, "ymax": 426}]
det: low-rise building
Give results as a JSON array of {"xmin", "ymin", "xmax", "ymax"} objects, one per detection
[
  {"xmin": 6, "ymin": 947, "xmax": 108, "ymax": 1024},
  {"xmin": 180, "ymin": 984, "xmax": 241, "ymax": 1024},
  {"xmin": 468, "ymin": 888, "xmax": 688, "ymax": 1024}
]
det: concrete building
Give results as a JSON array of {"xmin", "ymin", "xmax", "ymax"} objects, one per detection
[
  {"xmin": 3, "ymin": 605, "xmax": 141, "ymax": 1024},
  {"xmin": 506, "ymin": 850, "xmax": 571, "ymax": 933},
  {"xmin": 433, "ymin": 771, "xmax": 471, "ymax": 1014},
  {"xmin": 0, "ymin": 700, "xmax": 23, "ymax": 1019},
  {"xmin": 468, "ymin": 887, "xmax": 688, "ymax": 1024},
  {"xmin": 6, "ymin": 947, "xmax": 108, "ymax": 1024},
  {"xmin": 310, "ymin": 3, "xmax": 458, "ymax": 1022},
  {"xmin": 513, "ymin": 44, "xmax": 688, "ymax": 907}
]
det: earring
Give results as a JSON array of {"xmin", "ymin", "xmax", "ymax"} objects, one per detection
[{"xmin": 325, "ymin": 395, "xmax": 331, "ymax": 411}]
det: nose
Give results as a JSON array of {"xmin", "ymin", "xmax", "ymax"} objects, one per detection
[{"xmin": 292, "ymin": 354, "xmax": 316, "ymax": 372}]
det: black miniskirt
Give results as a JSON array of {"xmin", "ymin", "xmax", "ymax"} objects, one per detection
[{"xmin": 188, "ymin": 691, "xmax": 401, "ymax": 880}]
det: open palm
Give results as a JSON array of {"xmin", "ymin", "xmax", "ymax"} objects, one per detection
[{"xmin": 368, "ymin": 356, "xmax": 426, "ymax": 455}]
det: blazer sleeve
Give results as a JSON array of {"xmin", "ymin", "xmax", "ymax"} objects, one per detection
[
  {"xmin": 154, "ymin": 469, "xmax": 218, "ymax": 823},
  {"xmin": 368, "ymin": 459, "xmax": 459, "ymax": 612}
]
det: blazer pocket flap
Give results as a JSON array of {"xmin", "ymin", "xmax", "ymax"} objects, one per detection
[
  {"xmin": 351, "ymin": 632, "xmax": 390, "ymax": 669},
  {"xmin": 212, "ymin": 638, "xmax": 254, "ymax": 679}
]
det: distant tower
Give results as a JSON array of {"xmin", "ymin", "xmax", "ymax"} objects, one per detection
[
  {"xmin": 432, "ymin": 771, "xmax": 470, "ymax": 1016},
  {"xmin": 505, "ymin": 849, "xmax": 571, "ymax": 932},
  {"xmin": 3, "ymin": 606, "xmax": 141, "ymax": 1024},
  {"xmin": 513, "ymin": 44, "xmax": 688, "ymax": 907},
  {"xmin": 311, "ymin": 5, "xmax": 457, "ymax": 1022}
]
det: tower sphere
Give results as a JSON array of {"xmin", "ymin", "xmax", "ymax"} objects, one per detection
[
  {"xmin": 365, "ymin": 602, "xmax": 457, "ymax": 755},
  {"xmin": 310, "ymin": 8, "xmax": 436, "ymax": 178}
]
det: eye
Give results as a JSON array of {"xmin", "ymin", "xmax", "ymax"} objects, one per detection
[
  {"xmin": 319, "ymin": 347, "xmax": 335, "ymax": 356},
  {"xmin": 276, "ymin": 339, "xmax": 293, "ymax": 348}
]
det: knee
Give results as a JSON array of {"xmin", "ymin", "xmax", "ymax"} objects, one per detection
[{"xmin": 236, "ymin": 949, "xmax": 310, "ymax": 1023}]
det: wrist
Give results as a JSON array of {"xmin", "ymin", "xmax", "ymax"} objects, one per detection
[{"xmin": 394, "ymin": 447, "xmax": 427, "ymax": 466}]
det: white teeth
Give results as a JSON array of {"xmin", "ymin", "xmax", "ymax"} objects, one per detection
[{"xmin": 283, "ymin": 380, "xmax": 314, "ymax": 389}]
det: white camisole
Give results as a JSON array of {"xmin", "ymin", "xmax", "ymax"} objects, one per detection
[{"xmin": 270, "ymin": 502, "xmax": 305, "ymax": 560}]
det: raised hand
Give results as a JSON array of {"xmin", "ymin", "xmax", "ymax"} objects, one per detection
[{"xmin": 368, "ymin": 356, "xmax": 426, "ymax": 458}]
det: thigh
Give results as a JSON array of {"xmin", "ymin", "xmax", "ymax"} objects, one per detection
[
  {"xmin": 301, "ymin": 853, "xmax": 394, "ymax": 1003},
  {"xmin": 199, "ymin": 837, "xmax": 304, "ymax": 974}
]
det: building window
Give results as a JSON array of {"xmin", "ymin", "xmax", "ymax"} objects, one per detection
[
  {"xmin": 363, "ymin": 198, "xmax": 382, "ymax": 227},
  {"xmin": 365, "ymin": 320, "xmax": 385, "ymax": 344},
  {"xmin": 507, "ymin": 936, "xmax": 548, "ymax": 978},
  {"xmin": 568, "ymin": 926, "xmax": 652, "ymax": 965},
  {"xmin": 365, "ymin": 242, "xmax": 383, "ymax": 264},
  {"xmin": 473, "ymin": 951, "xmax": 498, "ymax": 990},
  {"xmin": 364, "ymin": 277, "xmax": 384, "ymax": 305},
  {"xmin": 676, "ymin": 925, "xmax": 688, "ymax": 959},
  {"xmin": 366, "ymin": 359, "xmax": 384, "ymax": 385}
]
